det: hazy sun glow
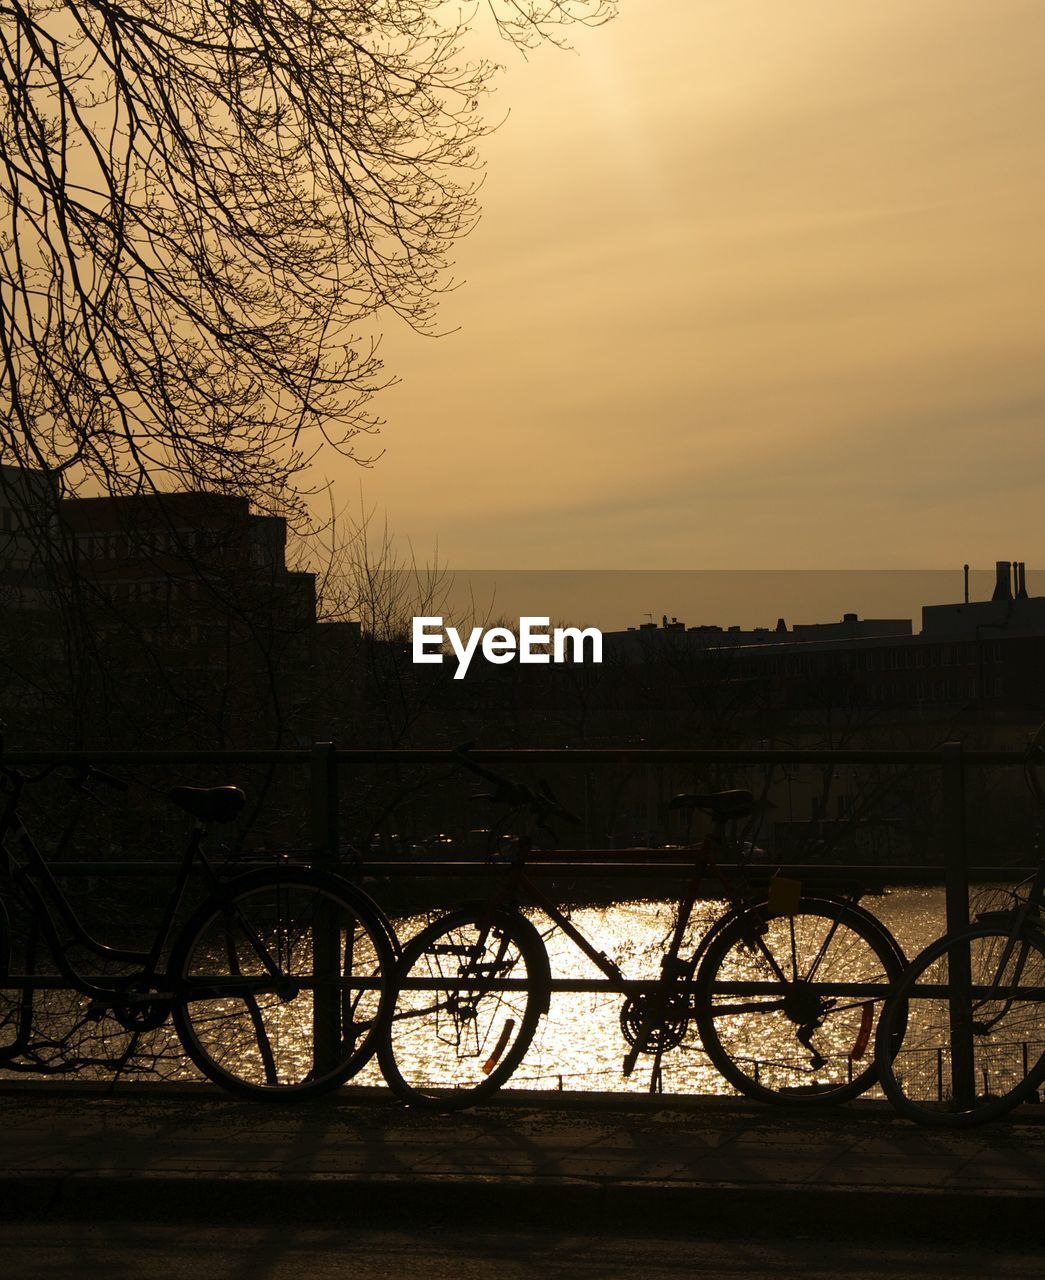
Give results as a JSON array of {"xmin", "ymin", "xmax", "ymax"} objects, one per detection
[{"xmin": 325, "ymin": 0, "xmax": 1045, "ymax": 570}]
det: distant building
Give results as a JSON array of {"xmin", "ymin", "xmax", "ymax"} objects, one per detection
[
  {"xmin": 0, "ymin": 462, "xmax": 57, "ymax": 612},
  {"xmin": 59, "ymin": 489, "xmax": 315, "ymax": 633},
  {"xmin": 599, "ymin": 561, "xmax": 1045, "ymax": 725},
  {"xmin": 922, "ymin": 560, "xmax": 1045, "ymax": 639},
  {"xmin": 603, "ymin": 610, "xmax": 912, "ymax": 660},
  {"xmin": 1, "ymin": 466, "xmax": 323, "ymax": 747},
  {"xmin": 0, "ymin": 464, "xmax": 64, "ymax": 739},
  {"xmin": 56, "ymin": 491, "xmax": 318, "ymax": 745}
]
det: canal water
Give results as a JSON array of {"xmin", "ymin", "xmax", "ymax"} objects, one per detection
[
  {"xmin": 354, "ymin": 885, "xmax": 1017, "ymax": 1097},
  {"xmin": 2, "ymin": 885, "xmax": 1031, "ymax": 1097}
]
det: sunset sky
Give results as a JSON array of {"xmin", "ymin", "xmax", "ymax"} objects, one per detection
[{"xmin": 329, "ymin": 0, "xmax": 1045, "ymax": 573}]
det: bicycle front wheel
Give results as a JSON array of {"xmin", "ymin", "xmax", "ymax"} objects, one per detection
[
  {"xmin": 170, "ymin": 869, "xmax": 393, "ymax": 1101},
  {"xmin": 378, "ymin": 908, "xmax": 549, "ymax": 1110},
  {"xmin": 695, "ymin": 897, "xmax": 905, "ymax": 1104},
  {"xmin": 874, "ymin": 921, "xmax": 1045, "ymax": 1126}
]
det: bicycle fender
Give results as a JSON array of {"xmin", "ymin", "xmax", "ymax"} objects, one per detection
[
  {"xmin": 506, "ymin": 910, "xmax": 553, "ymax": 1017},
  {"xmin": 691, "ymin": 894, "xmax": 908, "ymax": 973},
  {"xmin": 171, "ymin": 864, "xmax": 401, "ymax": 973}
]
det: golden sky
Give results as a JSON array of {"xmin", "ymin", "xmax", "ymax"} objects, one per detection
[{"xmin": 327, "ymin": 0, "xmax": 1045, "ymax": 571}]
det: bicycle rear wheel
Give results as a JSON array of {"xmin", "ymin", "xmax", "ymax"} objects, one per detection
[
  {"xmin": 695, "ymin": 897, "xmax": 906, "ymax": 1104},
  {"xmin": 170, "ymin": 868, "xmax": 392, "ymax": 1100},
  {"xmin": 378, "ymin": 907, "xmax": 549, "ymax": 1110},
  {"xmin": 874, "ymin": 921, "xmax": 1045, "ymax": 1126}
]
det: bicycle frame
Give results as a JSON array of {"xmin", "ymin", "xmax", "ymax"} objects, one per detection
[
  {"xmin": 490, "ymin": 831, "xmax": 756, "ymax": 980},
  {"xmin": 0, "ymin": 768, "xmax": 284, "ymax": 1011},
  {"xmin": 434, "ymin": 824, "xmax": 837, "ymax": 1078}
]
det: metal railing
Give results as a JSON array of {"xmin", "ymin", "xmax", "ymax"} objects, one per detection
[
  {"xmin": 5, "ymin": 737, "xmax": 1032, "ymax": 887},
  {"xmin": 2, "ymin": 739, "xmax": 1038, "ymax": 1104}
]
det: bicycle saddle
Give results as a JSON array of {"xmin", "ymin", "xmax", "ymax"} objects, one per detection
[
  {"xmin": 168, "ymin": 785, "xmax": 246, "ymax": 824},
  {"xmin": 669, "ymin": 790, "xmax": 755, "ymax": 821}
]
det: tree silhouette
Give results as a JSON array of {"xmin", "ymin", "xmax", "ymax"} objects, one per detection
[{"xmin": 0, "ymin": 0, "xmax": 615, "ymax": 515}]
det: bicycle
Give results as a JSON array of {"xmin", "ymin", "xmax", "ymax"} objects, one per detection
[
  {"xmin": 377, "ymin": 752, "xmax": 908, "ymax": 1109},
  {"xmin": 0, "ymin": 737, "xmax": 396, "ymax": 1101},
  {"xmin": 873, "ymin": 727, "xmax": 1045, "ymax": 1126}
]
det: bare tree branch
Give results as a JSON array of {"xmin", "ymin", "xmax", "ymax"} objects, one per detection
[{"xmin": 0, "ymin": 0, "xmax": 615, "ymax": 516}]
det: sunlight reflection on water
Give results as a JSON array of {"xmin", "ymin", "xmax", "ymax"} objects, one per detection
[
  {"xmin": 353, "ymin": 886, "xmax": 962, "ymax": 1096},
  {"xmin": 6, "ymin": 887, "xmax": 1021, "ymax": 1096}
]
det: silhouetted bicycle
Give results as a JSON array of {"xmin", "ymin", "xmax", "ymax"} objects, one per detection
[
  {"xmin": 0, "ymin": 737, "xmax": 396, "ymax": 1100},
  {"xmin": 378, "ymin": 752, "xmax": 907, "ymax": 1109},
  {"xmin": 874, "ymin": 724, "xmax": 1045, "ymax": 1126}
]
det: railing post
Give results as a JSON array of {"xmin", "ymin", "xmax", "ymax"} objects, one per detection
[
  {"xmin": 310, "ymin": 740, "xmax": 339, "ymax": 865},
  {"xmin": 310, "ymin": 741, "xmax": 340, "ymax": 1073},
  {"xmin": 942, "ymin": 740, "xmax": 975, "ymax": 1108}
]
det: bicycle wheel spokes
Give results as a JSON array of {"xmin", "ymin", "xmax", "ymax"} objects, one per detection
[
  {"xmin": 379, "ymin": 909, "xmax": 545, "ymax": 1109},
  {"xmin": 697, "ymin": 900, "xmax": 902, "ymax": 1104},
  {"xmin": 173, "ymin": 874, "xmax": 389, "ymax": 1099},
  {"xmin": 876, "ymin": 924, "xmax": 1045, "ymax": 1125}
]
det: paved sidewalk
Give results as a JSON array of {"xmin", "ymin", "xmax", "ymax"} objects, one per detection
[{"xmin": 1, "ymin": 1084, "xmax": 1042, "ymax": 1238}]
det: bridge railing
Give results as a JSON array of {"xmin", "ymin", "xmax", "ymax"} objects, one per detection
[{"xmin": 2, "ymin": 740, "xmax": 1038, "ymax": 1106}]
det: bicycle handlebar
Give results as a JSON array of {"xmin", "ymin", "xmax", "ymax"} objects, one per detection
[
  {"xmin": 0, "ymin": 754, "xmax": 128, "ymax": 795},
  {"xmin": 83, "ymin": 766, "xmax": 128, "ymax": 793},
  {"xmin": 451, "ymin": 746, "xmax": 581, "ymax": 825}
]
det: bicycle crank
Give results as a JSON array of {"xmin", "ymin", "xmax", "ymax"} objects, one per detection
[
  {"xmin": 111, "ymin": 982, "xmax": 174, "ymax": 1032},
  {"xmin": 620, "ymin": 993, "xmax": 689, "ymax": 1053}
]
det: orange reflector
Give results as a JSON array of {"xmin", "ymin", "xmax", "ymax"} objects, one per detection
[
  {"xmin": 482, "ymin": 1019, "xmax": 516, "ymax": 1075},
  {"xmin": 849, "ymin": 1001, "xmax": 873, "ymax": 1061}
]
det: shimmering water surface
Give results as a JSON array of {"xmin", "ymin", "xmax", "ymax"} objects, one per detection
[
  {"xmin": 5, "ymin": 886, "xmax": 1036, "ymax": 1097},
  {"xmin": 354, "ymin": 886, "xmax": 987, "ymax": 1096}
]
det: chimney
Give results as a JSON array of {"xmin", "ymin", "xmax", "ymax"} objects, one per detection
[
  {"xmin": 1017, "ymin": 562, "xmax": 1029, "ymax": 600},
  {"xmin": 963, "ymin": 563, "xmax": 969, "ymax": 604},
  {"xmin": 991, "ymin": 560, "xmax": 1013, "ymax": 602}
]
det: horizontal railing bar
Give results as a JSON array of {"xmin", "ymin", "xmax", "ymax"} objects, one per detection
[
  {"xmin": 1, "ymin": 747, "xmax": 1034, "ymax": 766},
  {"xmin": 3, "ymin": 751, "xmax": 309, "ymax": 766},
  {"xmin": 361, "ymin": 862, "xmax": 1032, "ymax": 884},
  {"xmin": 10, "ymin": 974, "xmax": 1045, "ymax": 998},
  {"xmin": 389, "ymin": 978, "xmax": 895, "ymax": 995},
  {"xmin": 0, "ymin": 976, "xmax": 386, "ymax": 992},
  {"xmin": 39, "ymin": 860, "xmax": 316, "ymax": 877},
  {"xmin": 0, "ymin": 975, "xmax": 890, "ymax": 996},
  {"xmin": 888, "ymin": 985, "xmax": 1045, "ymax": 1000},
  {"xmin": 32, "ymin": 861, "xmax": 1036, "ymax": 883}
]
